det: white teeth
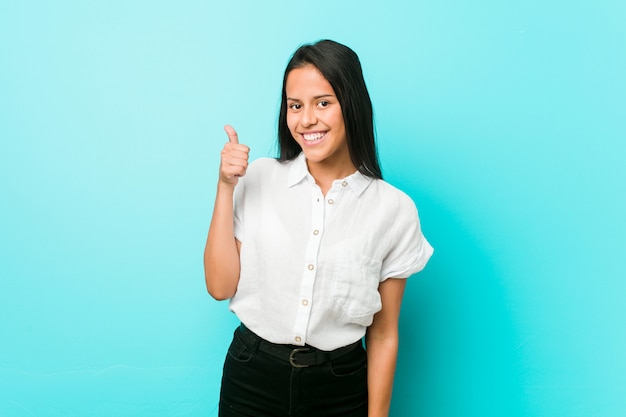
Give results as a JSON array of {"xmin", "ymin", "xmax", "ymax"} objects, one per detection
[{"xmin": 303, "ymin": 132, "xmax": 325, "ymax": 141}]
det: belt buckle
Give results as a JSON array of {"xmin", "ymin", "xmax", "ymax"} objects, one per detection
[{"xmin": 289, "ymin": 348, "xmax": 311, "ymax": 368}]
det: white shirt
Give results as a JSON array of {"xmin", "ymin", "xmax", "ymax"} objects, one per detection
[{"xmin": 230, "ymin": 153, "xmax": 433, "ymax": 350}]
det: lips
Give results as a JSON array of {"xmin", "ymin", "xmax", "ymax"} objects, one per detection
[{"xmin": 302, "ymin": 131, "xmax": 327, "ymax": 144}]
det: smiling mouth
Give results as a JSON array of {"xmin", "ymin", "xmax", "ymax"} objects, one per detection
[{"xmin": 302, "ymin": 132, "xmax": 327, "ymax": 143}]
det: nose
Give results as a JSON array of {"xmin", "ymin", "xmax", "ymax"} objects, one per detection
[{"xmin": 300, "ymin": 105, "xmax": 317, "ymax": 127}]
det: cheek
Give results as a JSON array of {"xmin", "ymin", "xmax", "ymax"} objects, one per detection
[
  {"xmin": 331, "ymin": 110, "xmax": 346, "ymax": 132},
  {"xmin": 286, "ymin": 114, "xmax": 298, "ymax": 135}
]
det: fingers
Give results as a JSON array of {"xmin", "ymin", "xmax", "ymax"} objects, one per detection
[
  {"xmin": 221, "ymin": 146, "xmax": 249, "ymax": 171},
  {"xmin": 224, "ymin": 125, "xmax": 239, "ymax": 144}
]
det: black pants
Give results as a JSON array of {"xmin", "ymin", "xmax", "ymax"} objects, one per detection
[{"xmin": 219, "ymin": 325, "xmax": 368, "ymax": 417}]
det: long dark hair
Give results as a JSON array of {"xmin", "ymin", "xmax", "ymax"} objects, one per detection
[{"xmin": 277, "ymin": 40, "xmax": 382, "ymax": 179}]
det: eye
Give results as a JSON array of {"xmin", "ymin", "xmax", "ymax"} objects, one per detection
[
  {"xmin": 317, "ymin": 100, "xmax": 330, "ymax": 108},
  {"xmin": 289, "ymin": 103, "xmax": 301, "ymax": 111}
]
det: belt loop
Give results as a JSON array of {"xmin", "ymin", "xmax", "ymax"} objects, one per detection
[
  {"xmin": 238, "ymin": 323, "xmax": 261, "ymax": 353},
  {"xmin": 315, "ymin": 349, "xmax": 330, "ymax": 365}
]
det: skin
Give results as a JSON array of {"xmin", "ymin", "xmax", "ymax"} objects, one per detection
[
  {"xmin": 203, "ymin": 66, "xmax": 405, "ymax": 417},
  {"xmin": 366, "ymin": 278, "xmax": 406, "ymax": 417},
  {"xmin": 203, "ymin": 125, "xmax": 246, "ymax": 300}
]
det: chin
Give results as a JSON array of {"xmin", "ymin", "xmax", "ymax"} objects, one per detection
[{"xmin": 302, "ymin": 150, "xmax": 328, "ymax": 163}]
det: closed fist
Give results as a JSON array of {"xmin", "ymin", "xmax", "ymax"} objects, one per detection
[{"xmin": 219, "ymin": 125, "xmax": 250, "ymax": 187}]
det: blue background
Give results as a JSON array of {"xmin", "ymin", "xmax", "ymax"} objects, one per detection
[{"xmin": 1, "ymin": 1, "xmax": 625, "ymax": 416}]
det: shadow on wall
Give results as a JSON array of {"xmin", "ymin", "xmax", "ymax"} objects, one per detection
[{"xmin": 390, "ymin": 189, "xmax": 530, "ymax": 417}]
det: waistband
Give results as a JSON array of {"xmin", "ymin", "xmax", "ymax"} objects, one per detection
[{"xmin": 236, "ymin": 324, "xmax": 361, "ymax": 368}]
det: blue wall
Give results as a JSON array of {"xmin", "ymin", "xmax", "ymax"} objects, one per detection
[{"xmin": 1, "ymin": 1, "xmax": 625, "ymax": 416}]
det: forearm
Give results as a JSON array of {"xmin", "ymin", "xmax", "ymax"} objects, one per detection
[
  {"xmin": 204, "ymin": 181, "xmax": 240, "ymax": 300},
  {"xmin": 366, "ymin": 330, "xmax": 399, "ymax": 417}
]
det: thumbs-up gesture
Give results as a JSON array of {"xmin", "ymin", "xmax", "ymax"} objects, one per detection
[{"xmin": 219, "ymin": 125, "xmax": 250, "ymax": 187}]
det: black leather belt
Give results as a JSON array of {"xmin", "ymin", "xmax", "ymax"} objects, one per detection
[{"xmin": 236, "ymin": 324, "xmax": 361, "ymax": 368}]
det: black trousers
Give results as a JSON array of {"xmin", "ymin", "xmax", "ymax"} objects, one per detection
[{"xmin": 219, "ymin": 325, "xmax": 368, "ymax": 417}]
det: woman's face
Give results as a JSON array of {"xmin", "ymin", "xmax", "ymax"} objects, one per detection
[{"xmin": 285, "ymin": 65, "xmax": 353, "ymax": 175}]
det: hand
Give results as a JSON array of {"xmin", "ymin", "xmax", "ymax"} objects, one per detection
[{"xmin": 219, "ymin": 125, "xmax": 250, "ymax": 187}]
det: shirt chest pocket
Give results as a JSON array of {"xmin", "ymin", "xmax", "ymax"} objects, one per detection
[{"xmin": 331, "ymin": 248, "xmax": 383, "ymax": 327}]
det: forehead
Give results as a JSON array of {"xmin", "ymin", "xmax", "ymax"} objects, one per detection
[{"xmin": 286, "ymin": 65, "xmax": 335, "ymax": 97}]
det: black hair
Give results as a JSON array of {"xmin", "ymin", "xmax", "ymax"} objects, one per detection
[{"xmin": 277, "ymin": 39, "xmax": 382, "ymax": 179}]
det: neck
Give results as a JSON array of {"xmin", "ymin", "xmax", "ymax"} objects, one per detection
[{"xmin": 306, "ymin": 159, "xmax": 357, "ymax": 195}]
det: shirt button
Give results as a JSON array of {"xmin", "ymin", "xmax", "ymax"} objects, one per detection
[
  {"xmin": 307, "ymin": 264, "xmax": 314, "ymax": 270},
  {"xmin": 313, "ymin": 229, "xmax": 319, "ymax": 236},
  {"xmin": 302, "ymin": 299, "xmax": 309, "ymax": 306},
  {"xmin": 328, "ymin": 199, "xmax": 334, "ymax": 204},
  {"xmin": 295, "ymin": 336, "xmax": 302, "ymax": 343},
  {"xmin": 342, "ymin": 181, "xmax": 348, "ymax": 187}
]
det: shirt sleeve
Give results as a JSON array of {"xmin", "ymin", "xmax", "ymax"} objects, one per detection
[
  {"xmin": 380, "ymin": 195, "xmax": 434, "ymax": 280},
  {"xmin": 232, "ymin": 173, "xmax": 247, "ymax": 242}
]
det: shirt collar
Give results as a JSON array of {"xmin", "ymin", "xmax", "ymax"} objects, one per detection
[
  {"xmin": 287, "ymin": 153, "xmax": 311, "ymax": 187},
  {"xmin": 343, "ymin": 169, "xmax": 373, "ymax": 197},
  {"xmin": 287, "ymin": 152, "xmax": 373, "ymax": 196}
]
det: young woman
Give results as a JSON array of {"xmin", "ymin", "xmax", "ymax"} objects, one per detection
[{"xmin": 204, "ymin": 39, "xmax": 433, "ymax": 417}]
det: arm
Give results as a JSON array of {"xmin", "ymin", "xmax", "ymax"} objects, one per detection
[
  {"xmin": 203, "ymin": 125, "xmax": 249, "ymax": 300},
  {"xmin": 365, "ymin": 278, "xmax": 407, "ymax": 417}
]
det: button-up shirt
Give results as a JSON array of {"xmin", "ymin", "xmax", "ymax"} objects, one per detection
[{"xmin": 229, "ymin": 153, "xmax": 433, "ymax": 350}]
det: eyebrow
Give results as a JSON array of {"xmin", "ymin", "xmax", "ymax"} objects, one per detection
[{"xmin": 286, "ymin": 94, "xmax": 335, "ymax": 101}]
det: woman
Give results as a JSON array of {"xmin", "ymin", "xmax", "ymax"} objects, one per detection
[{"xmin": 204, "ymin": 39, "xmax": 433, "ymax": 417}]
